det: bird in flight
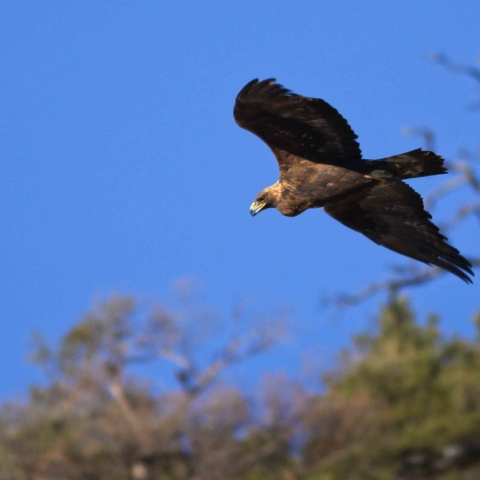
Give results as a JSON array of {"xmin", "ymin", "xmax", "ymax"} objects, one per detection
[{"xmin": 234, "ymin": 78, "xmax": 473, "ymax": 283}]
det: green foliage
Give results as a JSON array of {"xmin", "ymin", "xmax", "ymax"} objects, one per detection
[
  {"xmin": 3, "ymin": 296, "xmax": 480, "ymax": 479},
  {"xmin": 311, "ymin": 299, "xmax": 480, "ymax": 479}
]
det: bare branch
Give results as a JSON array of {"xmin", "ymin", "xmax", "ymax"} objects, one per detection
[
  {"xmin": 156, "ymin": 348, "xmax": 193, "ymax": 371},
  {"xmin": 133, "ymin": 303, "xmax": 285, "ymax": 397},
  {"xmin": 430, "ymin": 52, "xmax": 480, "ymax": 109},
  {"xmin": 194, "ymin": 329, "xmax": 277, "ymax": 392},
  {"xmin": 438, "ymin": 201, "xmax": 480, "ymax": 231},
  {"xmin": 451, "ymin": 161, "xmax": 480, "ymax": 194},
  {"xmin": 107, "ymin": 380, "xmax": 153, "ymax": 455},
  {"xmin": 430, "ymin": 52, "xmax": 480, "ymax": 84},
  {"xmin": 324, "ymin": 258, "xmax": 480, "ymax": 310},
  {"xmin": 402, "ymin": 127, "xmax": 435, "ymax": 151},
  {"xmin": 424, "ymin": 176, "xmax": 467, "ymax": 210}
]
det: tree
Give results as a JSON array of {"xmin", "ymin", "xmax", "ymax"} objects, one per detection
[
  {"xmin": 4, "ymin": 295, "xmax": 480, "ymax": 479},
  {"xmin": 303, "ymin": 299, "xmax": 480, "ymax": 479},
  {"xmin": 0, "ymin": 293, "xmax": 287, "ymax": 480}
]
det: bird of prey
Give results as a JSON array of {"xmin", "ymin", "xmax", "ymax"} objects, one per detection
[{"xmin": 234, "ymin": 78, "xmax": 473, "ymax": 283}]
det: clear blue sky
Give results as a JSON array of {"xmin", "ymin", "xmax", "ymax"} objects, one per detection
[{"xmin": 1, "ymin": 1, "xmax": 479, "ymax": 399}]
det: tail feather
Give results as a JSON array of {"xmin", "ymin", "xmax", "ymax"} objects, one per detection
[{"xmin": 367, "ymin": 149, "xmax": 447, "ymax": 180}]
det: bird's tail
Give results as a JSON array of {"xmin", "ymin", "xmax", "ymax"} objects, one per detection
[{"xmin": 367, "ymin": 149, "xmax": 447, "ymax": 180}]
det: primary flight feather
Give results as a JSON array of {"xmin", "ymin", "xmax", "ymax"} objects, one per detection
[{"xmin": 234, "ymin": 78, "xmax": 473, "ymax": 283}]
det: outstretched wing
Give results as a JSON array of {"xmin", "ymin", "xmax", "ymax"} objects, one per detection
[
  {"xmin": 324, "ymin": 181, "xmax": 474, "ymax": 282},
  {"xmin": 234, "ymin": 79, "xmax": 362, "ymax": 172}
]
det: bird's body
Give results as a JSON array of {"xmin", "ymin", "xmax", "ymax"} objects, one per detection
[
  {"xmin": 234, "ymin": 78, "xmax": 473, "ymax": 282},
  {"xmin": 262, "ymin": 157, "xmax": 370, "ymax": 216}
]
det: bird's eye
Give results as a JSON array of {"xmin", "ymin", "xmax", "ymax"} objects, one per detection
[{"xmin": 258, "ymin": 195, "xmax": 266, "ymax": 202}]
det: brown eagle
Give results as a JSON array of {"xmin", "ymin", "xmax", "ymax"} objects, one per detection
[{"xmin": 234, "ymin": 78, "xmax": 473, "ymax": 283}]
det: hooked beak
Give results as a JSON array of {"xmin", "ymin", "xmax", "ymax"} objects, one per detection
[{"xmin": 250, "ymin": 201, "xmax": 266, "ymax": 216}]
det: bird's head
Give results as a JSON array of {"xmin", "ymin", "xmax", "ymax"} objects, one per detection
[{"xmin": 249, "ymin": 187, "xmax": 276, "ymax": 216}]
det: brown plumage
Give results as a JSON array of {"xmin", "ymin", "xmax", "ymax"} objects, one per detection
[{"xmin": 234, "ymin": 78, "xmax": 473, "ymax": 283}]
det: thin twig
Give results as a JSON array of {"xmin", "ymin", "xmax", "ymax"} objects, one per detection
[
  {"xmin": 401, "ymin": 127, "xmax": 435, "ymax": 151},
  {"xmin": 452, "ymin": 161, "xmax": 480, "ymax": 194},
  {"xmin": 430, "ymin": 52, "xmax": 480, "ymax": 84},
  {"xmin": 438, "ymin": 201, "xmax": 480, "ymax": 232},
  {"xmin": 325, "ymin": 258, "xmax": 480, "ymax": 310},
  {"xmin": 424, "ymin": 176, "xmax": 467, "ymax": 210}
]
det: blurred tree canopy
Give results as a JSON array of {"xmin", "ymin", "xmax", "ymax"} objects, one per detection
[{"xmin": 2, "ymin": 296, "xmax": 480, "ymax": 479}]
